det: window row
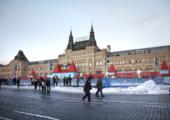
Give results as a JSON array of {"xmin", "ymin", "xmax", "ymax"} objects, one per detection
[
  {"xmin": 75, "ymin": 61, "xmax": 103, "ymax": 67},
  {"xmin": 66, "ymin": 53, "xmax": 94, "ymax": 59}
]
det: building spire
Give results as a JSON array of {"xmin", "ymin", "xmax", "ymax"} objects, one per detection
[
  {"xmin": 66, "ymin": 29, "xmax": 74, "ymax": 50},
  {"xmin": 89, "ymin": 24, "xmax": 97, "ymax": 46},
  {"xmin": 69, "ymin": 29, "xmax": 73, "ymax": 37},
  {"xmin": 90, "ymin": 24, "xmax": 94, "ymax": 33},
  {"xmin": 70, "ymin": 26, "xmax": 72, "ymax": 36}
]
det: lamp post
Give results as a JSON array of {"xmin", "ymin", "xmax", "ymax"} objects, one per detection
[
  {"xmin": 48, "ymin": 61, "xmax": 53, "ymax": 78},
  {"xmin": 104, "ymin": 49, "xmax": 109, "ymax": 77}
]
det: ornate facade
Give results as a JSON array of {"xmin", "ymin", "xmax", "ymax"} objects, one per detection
[
  {"xmin": 58, "ymin": 25, "xmax": 107, "ymax": 74},
  {"xmin": 0, "ymin": 25, "xmax": 170, "ymax": 79},
  {"xmin": 58, "ymin": 25, "xmax": 170, "ymax": 76}
]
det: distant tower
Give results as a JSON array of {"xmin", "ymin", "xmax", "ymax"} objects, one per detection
[
  {"xmin": 14, "ymin": 50, "xmax": 29, "ymax": 61},
  {"xmin": 9, "ymin": 50, "xmax": 29, "ymax": 78},
  {"xmin": 89, "ymin": 25, "xmax": 97, "ymax": 46},
  {"xmin": 66, "ymin": 30, "xmax": 74, "ymax": 50},
  {"xmin": 107, "ymin": 45, "xmax": 111, "ymax": 52}
]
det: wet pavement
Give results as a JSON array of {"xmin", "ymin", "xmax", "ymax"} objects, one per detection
[{"xmin": 0, "ymin": 87, "xmax": 170, "ymax": 120}]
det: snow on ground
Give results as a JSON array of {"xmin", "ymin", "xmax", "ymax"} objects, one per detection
[
  {"xmin": 1, "ymin": 80, "xmax": 170, "ymax": 94},
  {"xmin": 102, "ymin": 80, "xmax": 170, "ymax": 94},
  {"xmin": 53, "ymin": 80, "xmax": 170, "ymax": 94}
]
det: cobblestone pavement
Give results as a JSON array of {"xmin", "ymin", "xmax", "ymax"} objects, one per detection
[{"xmin": 0, "ymin": 87, "xmax": 170, "ymax": 120}]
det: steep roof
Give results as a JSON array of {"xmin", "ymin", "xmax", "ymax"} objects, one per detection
[
  {"xmin": 74, "ymin": 40, "xmax": 89, "ymax": 50},
  {"xmin": 66, "ymin": 25, "xmax": 98, "ymax": 51},
  {"xmin": 14, "ymin": 50, "xmax": 28, "ymax": 61}
]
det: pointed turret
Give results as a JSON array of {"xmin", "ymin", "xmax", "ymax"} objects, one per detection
[
  {"xmin": 89, "ymin": 25, "xmax": 97, "ymax": 46},
  {"xmin": 14, "ymin": 50, "xmax": 28, "ymax": 61},
  {"xmin": 66, "ymin": 30, "xmax": 74, "ymax": 50}
]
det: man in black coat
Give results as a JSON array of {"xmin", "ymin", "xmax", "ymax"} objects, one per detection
[
  {"xmin": 46, "ymin": 78, "xmax": 51, "ymax": 93},
  {"xmin": 0, "ymin": 77, "xmax": 2, "ymax": 88},
  {"xmin": 16, "ymin": 77, "xmax": 20, "ymax": 88},
  {"xmin": 82, "ymin": 77, "xmax": 92, "ymax": 102}
]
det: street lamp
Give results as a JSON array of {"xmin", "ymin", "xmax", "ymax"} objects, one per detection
[{"xmin": 104, "ymin": 49, "xmax": 110, "ymax": 77}]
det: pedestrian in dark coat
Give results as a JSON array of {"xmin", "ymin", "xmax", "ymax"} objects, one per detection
[
  {"xmin": 0, "ymin": 77, "xmax": 2, "ymax": 88},
  {"xmin": 38, "ymin": 77, "xmax": 43, "ymax": 91},
  {"xmin": 56, "ymin": 76, "xmax": 59, "ymax": 86},
  {"xmin": 46, "ymin": 78, "xmax": 51, "ymax": 93},
  {"xmin": 68, "ymin": 75, "xmax": 72, "ymax": 86},
  {"xmin": 16, "ymin": 77, "xmax": 20, "ymax": 88},
  {"xmin": 82, "ymin": 78, "xmax": 92, "ymax": 102},
  {"xmin": 53, "ymin": 77, "xmax": 56, "ymax": 86},
  {"xmin": 95, "ymin": 78, "xmax": 104, "ymax": 97},
  {"xmin": 33, "ymin": 78, "xmax": 38, "ymax": 89},
  {"xmin": 76, "ymin": 77, "xmax": 80, "ymax": 87},
  {"xmin": 63, "ymin": 76, "xmax": 66, "ymax": 86}
]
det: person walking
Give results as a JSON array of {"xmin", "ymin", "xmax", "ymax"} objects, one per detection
[
  {"xmin": 53, "ymin": 76, "xmax": 56, "ymax": 86},
  {"xmin": 68, "ymin": 75, "xmax": 72, "ymax": 86},
  {"xmin": 76, "ymin": 77, "xmax": 80, "ymax": 87},
  {"xmin": 16, "ymin": 77, "xmax": 20, "ymax": 88},
  {"xmin": 0, "ymin": 77, "xmax": 2, "ymax": 88},
  {"xmin": 82, "ymin": 77, "xmax": 92, "ymax": 102},
  {"xmin": 33, "ymin": 78, "xmax": 38, "ymax": 89},
  {"xmin": 41, "ymin": 79, "xmax": 46, "ymax": 94},
  {"xmin": 56, "ymin": 76, "xmax": 59, "ymax": 86},
  {"xmin": 95, "ymin": 77, "xmax": 104, "ymax": 98},
  {"xmin": 38, "ymin": 77, "xmax": 43, "ymax": 91},
  {"xmin": 63, "ymin": 76, "xmax": 66, "ymax": 86},
  {"xmin": 46, "ymin": 78, "xmax": 51, "ymax": 94}
]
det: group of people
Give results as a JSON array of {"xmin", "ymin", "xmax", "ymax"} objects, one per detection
[
  {"xmin": 52, "ymin": 76, "xmax": 59, "ymax": 86},
  {"xmin": 63, "ymin": 75, "xmax": 72, "ymax": 86},
  {"xmin": 31, "ymin": 77, "xmax": 51, "ymax": 94},
  {"xmin": 53, "ymin": 75, "xmax": 73, "ymax": 87},
  {"xmin": 1, "ymin": 74, "xmax": 105, "ymax": 101},
  {"xmin": 0, "ymin": 77, "xmax": 20, "ymax": 87},
  {"xmin": 82, "ymin": 76, "xmax": 104, "ymax": 102}
]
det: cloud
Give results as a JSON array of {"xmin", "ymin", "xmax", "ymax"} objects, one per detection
[{"xmin": 132, "ymin": 13, "xmax": 161, "ymax": 28}]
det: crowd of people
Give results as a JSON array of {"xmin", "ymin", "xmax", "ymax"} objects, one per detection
[
  {"xmin": 0, "ymin": 77, "xmax": 21, "ymax": 88},
  {"xmin": 31, "ymin": 77, "xmax": 51, "ymax": 94},
  {"xmin": 0, "ymin": 75, "xmax": 106, "ymax": 101}
]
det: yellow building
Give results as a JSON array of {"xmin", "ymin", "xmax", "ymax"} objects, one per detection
[
  {"xmin": 0, "ymin": 25, "xmax": 170, "ymax": 79},
  {"xmin": 58, "ymin": 25, "xmax": 107, "ymax": 74},
  {"xmin": 0, "ymin": 50, "xmax": 57, "ymax": 79},
  {"xmin": 58, "ymin": 25, "xmax": 170, "ymax": 76}
]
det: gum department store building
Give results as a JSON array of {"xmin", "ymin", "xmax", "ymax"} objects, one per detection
[{"xmin": 0, "ymin": 25, "xmax": 170, "ymax": 79}]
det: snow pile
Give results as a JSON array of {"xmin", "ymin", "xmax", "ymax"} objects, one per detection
[
  {"xmin": 103, "ymin": 80, "xmax": 170, "ymax": 94},
  {"xmin": 128, "ymin": 79, "xmax": 170, "ymax": 94},
  {"xmin": 53, "ymin": 80, "xmax": 170, "ymax": 94},
  {"xmin": 125, "ymin": 80, "xmax": 161, "ymax": 94}
]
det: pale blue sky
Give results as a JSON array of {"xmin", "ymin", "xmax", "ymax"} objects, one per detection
[{"xmin": 0, "ymin": 0, "xmax": 170, "ymax": 64}]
